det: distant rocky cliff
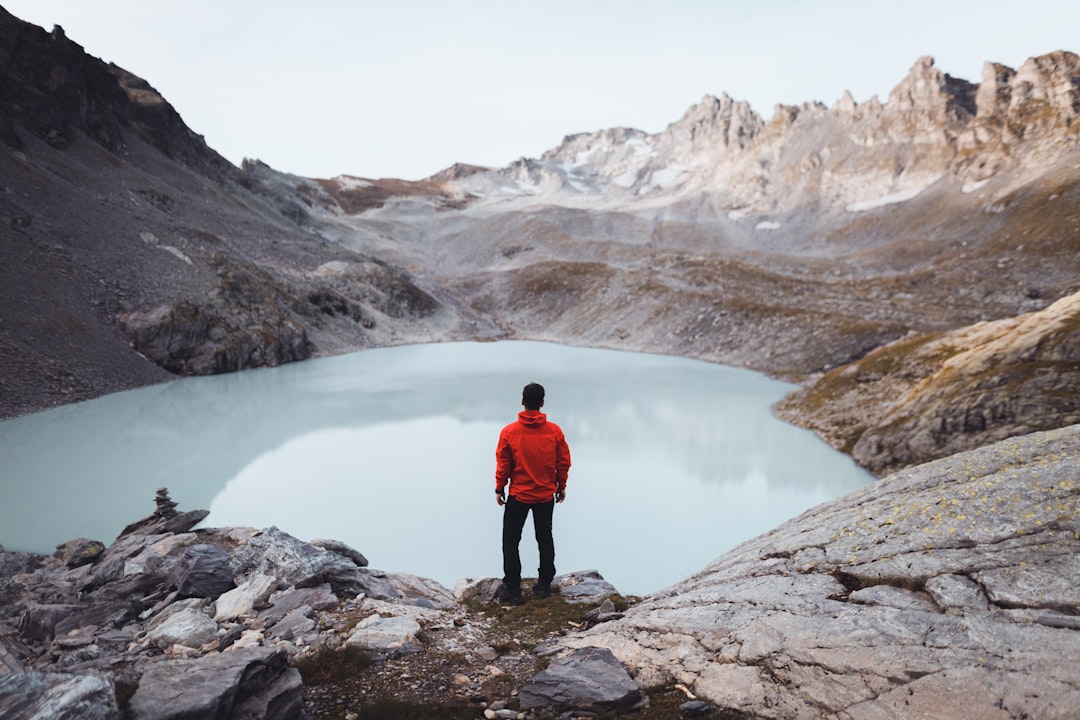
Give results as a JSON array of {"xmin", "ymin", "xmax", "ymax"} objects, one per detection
[
  {"xmin": 777, "ymin": 289, "xmax": 1080, "ymax": 475},
  {"xmin": 0, "ymin": 8, "xmax": 478, "ymax": 419},
  {"xmin": 2, "ymin": 6, "xmax": 1079, "ymax": 476},
  {"xmin": 427, "ymin": 51, "xmax": 1080, "ymax": 214}
]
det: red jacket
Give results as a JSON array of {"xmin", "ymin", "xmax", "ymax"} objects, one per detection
[{"xmin": 495, "ymin": 410, "xmax": 571, "ymax": 503}]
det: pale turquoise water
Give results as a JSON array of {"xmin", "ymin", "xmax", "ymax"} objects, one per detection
[{"xmin": 0, "ymin": 341, "xmax": 872, "ymax": 594}]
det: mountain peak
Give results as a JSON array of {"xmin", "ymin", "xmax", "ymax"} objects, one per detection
[{"xmin": 886, "ymin": 54, "xmax": 976, "ymax": 123}]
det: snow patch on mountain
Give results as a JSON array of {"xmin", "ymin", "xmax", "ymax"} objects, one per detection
[
  {"xmin": 639, "ymin": 164, "xmax": 687, "ymax": 194},
  {"xmin": 614, "ymin": 170, "xmax": 639, "ymax": 188},
  {"xmin": 846, "ymin": 188, "xmax": 923, "ymax": 212},
  {"xmin": 335, "ymin": 176, "xmax": 373, "ymax": 191}
]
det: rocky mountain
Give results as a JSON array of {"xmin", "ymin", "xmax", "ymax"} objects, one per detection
[
  {"xmin": 2, "ymin": 6, "xmax": 1079, "ymax": 475},
  {"xmin": 0, "ymin": 8, "xmax": 485, "ymax": 418},
  {"xmin": 776, "ymin": 288, "xmax": 1080, "ymax": 475}
]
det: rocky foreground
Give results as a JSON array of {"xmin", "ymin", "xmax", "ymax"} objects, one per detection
[
  {"xmin": 2, "ymin": 425, "xmax": 1079, "ymax": 719},
  {"xmin": 0, "ymin": 488, "xmax": 645, "ymax": 720}
]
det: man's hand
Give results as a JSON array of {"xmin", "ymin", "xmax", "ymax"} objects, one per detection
[
  {"xmin": 496, "ymin": 493, "xmax": 506, "ymax": 507},
  {"xmin": 555, "ymin": 490, "xmax": 566, "ymax": 503}
]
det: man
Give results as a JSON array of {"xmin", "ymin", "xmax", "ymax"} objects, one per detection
[{"xmin": 495, "ymin": 382, "xmax": 571, "ymax": 604}]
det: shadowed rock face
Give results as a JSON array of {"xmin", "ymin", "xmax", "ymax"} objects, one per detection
[
  {"xmin": 777, "ymin": 289, "xmax": 1080, "ymax": 475},
  {"xmin": 558, "ymin": 424, "xmax": 1080, "ymax": 719},
  {"xmin": 0, "ymin": 9, "xmax": 472, "ymax": 419}
]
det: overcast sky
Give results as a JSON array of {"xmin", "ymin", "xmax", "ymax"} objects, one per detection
[{"xmin": 5, "ymin": 1, "xmax": 1079, "ymax": 180}]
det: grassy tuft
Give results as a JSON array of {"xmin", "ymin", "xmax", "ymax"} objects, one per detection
[{"xmin": 292, "ymin": 644, "xmax": 373, "ymax": 685}]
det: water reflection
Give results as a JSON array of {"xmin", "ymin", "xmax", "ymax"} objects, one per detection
[{"xmin": 0, "ymin": 341, "xmax": 872, "ymax": 593}]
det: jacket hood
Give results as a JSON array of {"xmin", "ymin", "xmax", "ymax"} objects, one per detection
[{"xmin": 518, "ymin": 410, "xmax": 547, "ymax": 426}]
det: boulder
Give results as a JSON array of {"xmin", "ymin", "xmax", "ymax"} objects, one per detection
[
  {"xmin": 582, "ymin": 598, "xmax": 624, "ymax": 626},
  {"xmin": 0, "ymin": 672, "xmax": 118, "ymax": 720},
  {"xmin": 0, "ymin": 552, "xmax": 41, "ymax": 579},
  {"xmin": 346, "ymin": 614, "xmax": 422, "ymax": 656},
  {"xmin": 100, "ymin": 532, "xmax": 197, "ymax": 578},
  {"xmin": 127, "ymin": 646, "xmax": 302, "ymax": 720},
  {"xmin": 373, "ymin": 571, "xmax": 455, "ymax": 608},
  {"xmin": 454, "ymin": 577, "xmax": 503, "ymax": 604},
  {"xmin": 229, "ymin": 527, "xmax": 362, "ymax": 593},
  {"xmin": 18, "ymin": 604, "xmax": 84, "ymax": 642},
  {"xmin": 519, "ymin": 646, "xmax": 642, "ymax": 712},
  {"xmin": 145, "ymin": 607, "xmax": 219, "ymax": 650},
  {"xmin": 167, "ymin": 544, "xmax": 235, "ymax": 598},
  {"xmin": 259, "ymin": 584, "xmax": 338, "ymax": 625},
  {"xmin": 309, "ymin": 538, "xmax": 368, "ymax": 567},
  {"xmin": 553, "ymin": 570, "xmax": 618, "ymax": 604},
  {"xmin": 266, "ymin": 607, "xmax": 317, "ymax": 643},
  {"xmin": 54, "ymin": 601, "xmax": 137, "ymax": 639},
  {"xmin": 214, "ymin": 573, "xmax": 277, "ymax": 622},
  {"xmin": 53, "ymin": 538, "xmax": 106, "ymax": 568}
]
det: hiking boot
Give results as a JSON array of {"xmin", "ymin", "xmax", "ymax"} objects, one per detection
[
  {"xmin": 531, "ymin": 581, "xmax": 552, "ymax": 599},
  {"xmin": 496, "ymin": 583, "xmax": 525, "ymax": 605}
]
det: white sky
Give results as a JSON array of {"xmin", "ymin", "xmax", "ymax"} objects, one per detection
[{"xmin": 5, "ymin": 1, "xmax": 1079, "ymax": 180}]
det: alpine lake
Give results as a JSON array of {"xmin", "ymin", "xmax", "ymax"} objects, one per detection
[{"xmin": 0, "ymin": 341, "xmax": 873, "ymax": 595}]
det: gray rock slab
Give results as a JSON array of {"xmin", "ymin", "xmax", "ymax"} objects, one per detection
[
  {"xmin": 260, "ymin": 584, "xmax": 338, "ymax": 625},
  {"xmin": 557, "ymin": 425, "xmax": 1080, "ymax": 720},
  {"xmin": 0, "ymin": 672, "xmax": 118, "ymax": 720},
  {"xmin": 214, "ymin": 573, "xmax": 277, "ymax": 621},
  {"xmin": 0, "ymin": 552, "xmax": 41, "ymax": 579},
  {"xmin": 119, "ymin": 509, "xmax": 208, "ymax": 538},
  {"xmin": 18, "ymin": 604, "xmax": 84, "ymax": 642},
  {"xmin": 848, "ymin": 584, "xmax": 939, "ymax": 613},
  {"xmin": 166, "ymin": 543, "xmax": 235, "ymax": 599},
  {"xmin": 146, "ymin": 606, "xmax": 218, "ymax": 649},
  {"xmin": 99, "ymin": 532, "xmax": 197, "ymax": 580},
  {"xmin": 54, "ymin": 601, "xmax": 137, "ymax": 639},
  {"xmin": 229, "ymin": 527, "xmax": 363, "ymax": 594},
  {"xmin": 925, "ymin": 573, "xmax": 989, "ymax": 613},
  {"xmin": 309, "ymin": 538, "xmax": 368, "ymax": 567},
  {"xmin": 267, "ymin": 606, "xmax": 317, "ymax": 642},
  {"xmin": 0, "ymin": 635, "xmax": 28, "ymax": 674},
  {"xmin": 346, "ymin": 614, "xmax": 422, "ymax": 656},
  {"xmin": 454, "ymin": 577, "xmax": 503, "ymax": 603},
  {"xmin": 519, "ymin": 646, "xmax": 641, "ymax": 712},
  {"xmin": 127, "ymin": 646, "xmax": 301, "ymax": 720}
]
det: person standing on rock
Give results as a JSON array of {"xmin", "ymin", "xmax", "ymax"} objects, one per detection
[{"xmin": 495, "ymin": 382, "xmax": 571, "ymax": 604}]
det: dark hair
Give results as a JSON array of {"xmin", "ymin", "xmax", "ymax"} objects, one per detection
[{"xmin": 522, "ymin": 382, "xmax": 545, "ymax": 410}]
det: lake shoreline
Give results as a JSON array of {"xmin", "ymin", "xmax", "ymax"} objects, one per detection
[{"xmin": 0, "ymin": 341, "xmax": 872, "ymax": 596}]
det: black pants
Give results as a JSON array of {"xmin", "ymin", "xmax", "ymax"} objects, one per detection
[{"xmin": 502, "ymin": 496, "xmax": 555, "ymax": 588}]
